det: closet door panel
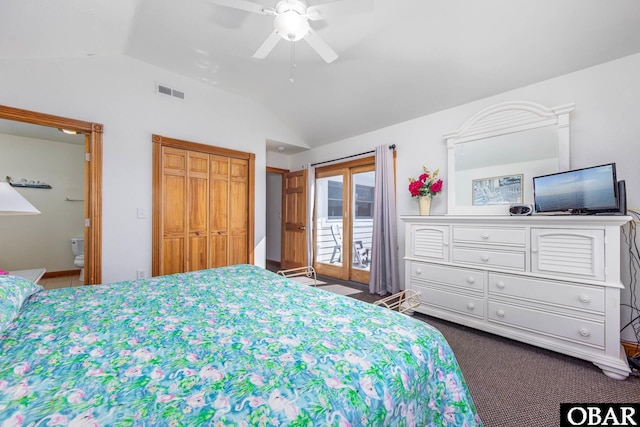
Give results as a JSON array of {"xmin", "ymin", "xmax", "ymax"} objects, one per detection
[
  {"xmin": 162, "ymin": 148, "xmax": 186, "ymax": 234},
  {"xmin": 210, "ymin": 234, "xmax": 228, "ymax": 268},
  {"xmin": 230, "ymin": 235, "xmax": 248, "ymax": 264},
  {"xmin": 161, "ymin": 147, "xmax": 186, "ymax": 275},
  {"xmin": 187, "ymin": 152, "xmax": 209, "ymax": 271},
  {"xmin": 188, "ymin": 152, "xmax": 209, "ymax": 232},
  {"xmin": 163, "ymin": 175, "xmax": 186, "ymax": 234},
  {"xmin": 188, "ymin": 235, "xmax": 208, "ymax": 271},
  {"xmin": 229, "ymin": 175, "xmax": 248, "ymax": 232},
  {"xmin": 210, "ymin": 155, "xmax": 230, "ymax": 266},
  {"xmin": 229, "ymin": 159, "xmax": 249, "ymax": 265},
  {"xmin": 162, "ymin": 237, "xmax": 185, "ymax": 275}
]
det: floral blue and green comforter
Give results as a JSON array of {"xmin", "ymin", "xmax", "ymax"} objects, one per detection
[{"xmin": 0, "ymin": 264, "xmax": 481, "ymax": 426}]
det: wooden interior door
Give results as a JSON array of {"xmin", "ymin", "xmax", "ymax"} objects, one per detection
[{"xmin": 281, "ymin": 169, "xmax": 307, "ymax": 269}]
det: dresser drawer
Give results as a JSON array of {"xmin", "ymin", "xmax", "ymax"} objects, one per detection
[
  {"xmin": 452, "ymin": 247, "xmax": 525, "ymax": 271},
  {"xmin": 489, "ymin": 273, "xmax": 604, "ymax": 313},
  {"xmin": 413, "ymin": 283, "xmax": 484, "ymax": 319},
  {"xmin": 410, "ymin": 262, "xmax": 485, "ymax": 292},
  {"xmin": 488, "ymin": 301, "xmax": 604, "ymax": 348},
  {"xmin": 453, "ymin": 226, "xmax": 526, "ymax": 246}
]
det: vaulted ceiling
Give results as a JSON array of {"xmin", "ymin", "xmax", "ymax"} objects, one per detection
[{"xmin": 2, "ymin": 0, "xmax": 640, "ymax": 150}]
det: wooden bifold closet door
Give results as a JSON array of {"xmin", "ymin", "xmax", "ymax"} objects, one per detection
[{"xmin": 152, "ymin": 135, "xmax": 255, "ymax": 277}]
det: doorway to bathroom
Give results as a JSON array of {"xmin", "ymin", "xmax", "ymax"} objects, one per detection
[{"xmin": 0, "ymin": 105, "xmax": 103, "ymax": 284}]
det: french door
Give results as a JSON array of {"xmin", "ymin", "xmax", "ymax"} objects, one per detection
[{"xmin": 314, "ymin": 159, "xmax": 375, "ymax": 283}]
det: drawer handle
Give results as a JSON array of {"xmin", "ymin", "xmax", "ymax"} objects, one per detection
[
  {"xmin": 466, "ymin": 302, "xmax": 475, "ymax": 310},
  {"xmin": 579, "ymin": 328, "xmax": 591, "ymax": 337},
  {"xmin": 496, "ymin": 309, "xmax": 505, "ymax": 318},
  {"xmin": 481, "ymin": 255, "xmax": 489, "ymax": 262},
  {"xmin": 415, "ymin": 268, "xmax": 422, "ymax": 275},
  {"xmin": 496, "ymin": 281, "xmax": 505, "ymax": 289},
  {"xmin": 481, "ymin": 232, "xmax": 490, "ymax": 240},
  {"xmin": 467, "ymin": 276, "xmax": 475, "ymax": 284},
  {"xmin": 579, "ymin": 295, "xmax": 591, "ymax": 304}
]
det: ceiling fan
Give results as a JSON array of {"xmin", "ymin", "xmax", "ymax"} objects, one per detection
[{"xmin": 209, "ymin": 0, "xmax": 372, "ymax": 64}]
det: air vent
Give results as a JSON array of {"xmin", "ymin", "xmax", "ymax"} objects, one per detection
[{"xmin": 156, "ymin": 83, "xmax": 185, "ymax": 100}]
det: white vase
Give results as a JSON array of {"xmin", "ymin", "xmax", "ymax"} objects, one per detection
[{"xmin": 419, "ymin": 196, "xmax": 431, "ymax": 215}]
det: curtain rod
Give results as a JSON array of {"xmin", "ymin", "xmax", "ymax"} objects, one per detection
[{"xmin": 310, "ymin": 144, "xmax": 396, "ymax": 167}]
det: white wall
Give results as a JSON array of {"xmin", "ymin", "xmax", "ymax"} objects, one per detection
[
  {"xmin": 0, "ymin": 55, "xmax": 304, "ymax": 283},
  {"xmin": 266, "ymin": 151, "xmax": 291, "ymax": 170},
  {"xmin": 0, "ymin": 135, "xmax": 84, "ymax": 271},
  {"xmin": 290, "ymin": 53, "xmax": 640, "ymax": 343}
]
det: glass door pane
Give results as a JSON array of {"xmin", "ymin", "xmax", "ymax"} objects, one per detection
[
  {"xmin": 350, "ymin": 167, "xmax": 374, "ymax": 283},
  {"xmin": 314, "ymin": 172, "xmax": 348, "ymax": 279}
]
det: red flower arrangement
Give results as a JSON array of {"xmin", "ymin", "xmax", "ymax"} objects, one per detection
[{"xmin": 408, "ymin": 166, "xmax": 443, "ymax": 198}]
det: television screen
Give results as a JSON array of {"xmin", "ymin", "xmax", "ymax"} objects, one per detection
[{"xmin": 533, "ymin": 163, "xmax": 618, "ymax": 214}]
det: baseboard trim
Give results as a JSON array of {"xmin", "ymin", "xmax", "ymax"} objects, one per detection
[
  {"xmin": 42, "ymin": 270, "xmax": 80, "ymax": 279},
  {"xmin": 622, "ymin": 340, "xmax": 640, "ymax": 357}
]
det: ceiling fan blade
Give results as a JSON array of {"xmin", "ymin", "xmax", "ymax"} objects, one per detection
[
  {"xmin": 307, "ymin": 0, "xmax": 374, "ymax": 21},
  {"xmin": 304, "ymin": 28, "xmax": 338, "ymax": 63},
  {"xmin": 253, "ymin": 30, "xmax": 282, "ymax": 59},
  {"xmin": 209, "ymin": 0, "xmax": 273, "ymax": 15}
]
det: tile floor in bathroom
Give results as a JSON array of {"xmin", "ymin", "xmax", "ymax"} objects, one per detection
[{"xmin": 39, "ymin": 274, "xmax": 84, "ymax": 290}]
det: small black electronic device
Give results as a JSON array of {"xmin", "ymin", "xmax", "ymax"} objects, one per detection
[
  {"xmin": 533, "ymin": 163, "xmax": 620, "ymax": 215},
  {"xmin": 617, "ymin": 180, "xmax": 627, "ymax": 215},
  {"xmin": 509, "ymin": 204, "xmax": 533, "ymax": 216}
]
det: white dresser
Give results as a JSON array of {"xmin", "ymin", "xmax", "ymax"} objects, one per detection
[{"xmin": 402, "ymin": 215, "xmax": 632, "ymax": 379}]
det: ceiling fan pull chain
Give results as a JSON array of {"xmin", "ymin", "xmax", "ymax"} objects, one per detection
[{"xmin": 289, "ymin": 39, "xmax": 296, "ymax": 83}]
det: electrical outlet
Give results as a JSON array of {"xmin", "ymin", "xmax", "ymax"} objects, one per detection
[{"xmin": 136, "ymin": 269, "xmax": 146, "ymax": 279}]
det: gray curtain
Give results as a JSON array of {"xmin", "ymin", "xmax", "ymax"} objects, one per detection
[
  {"xmin": 369, "ymin": 145, "xmax": 400, "ymax": 295},
  {"xmin": 306, "ymin": 164, "xmax": 315, "ymax": 266}
]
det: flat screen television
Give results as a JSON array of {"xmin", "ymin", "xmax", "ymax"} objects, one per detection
[{"xmin": 533, "ymin": 163, "xmax": 619, "ymax": 215}]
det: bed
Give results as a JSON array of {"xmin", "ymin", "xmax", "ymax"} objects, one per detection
[{"xmin": 0, "ymin": 264, "xmax": 481, "ymax": 426}]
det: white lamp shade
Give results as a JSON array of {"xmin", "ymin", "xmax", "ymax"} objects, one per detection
[{"xmin": 0, "ymin": 182, "xmax": 41, "ymax": 215}]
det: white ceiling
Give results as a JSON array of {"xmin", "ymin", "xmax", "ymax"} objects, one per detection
[
  {"xmin": 0, "ymin": 119, "xmax": 84, "ymax": 145},
  {"xmin": 2, "ymin": 0, "xmax": 640, "ymax": 151}
]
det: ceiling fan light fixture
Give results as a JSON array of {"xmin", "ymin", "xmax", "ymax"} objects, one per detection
[{"xmin": 274, "ymin": 10, "xmax": 309, "ymax": 41}]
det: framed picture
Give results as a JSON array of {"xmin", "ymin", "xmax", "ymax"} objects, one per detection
[{"xmin": 472, "ymin": 174, "xmax": 523, "ymax": 206}]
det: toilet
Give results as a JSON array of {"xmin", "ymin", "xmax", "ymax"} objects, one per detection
[{"xmin": 71, "ymin": 237, "xmax": 85, "ymax": 281}]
